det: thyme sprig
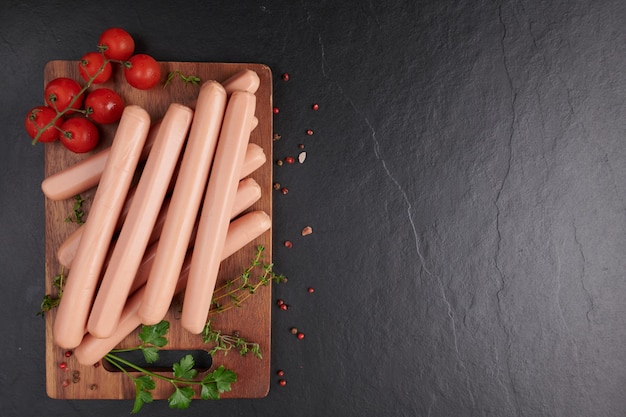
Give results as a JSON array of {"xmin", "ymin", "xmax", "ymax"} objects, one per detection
[
  {"xmin": 164, "ymin": 71, "xmax": 201, "ymax": 88},
  {"xmin": 37, "ymin": 267, "xmax": 66, "ymax": 316},
  {"xmin": 209, "ymin": 245, "xmax": 286, "ymax": 315},
  {"xmin": 201, "ymin": 320, "xmax": 262, "ymax": 359},
  {"xmin": 64, "ymin": 194, "xmax": 86, "ymax": 224}
]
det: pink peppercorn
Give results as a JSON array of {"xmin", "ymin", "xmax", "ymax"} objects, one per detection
[
  {"xmin": 273, "ymin": 107, "xmax": 279, "ymax": 114},
  {"xmin": 312, "ymin": 103, "xmax": 319, "ymax": 111},
  {"xmin": 279, "ymin": 379, "xmax": 287, "ymax": 386},
  {"xmin": 297, "ymin": 332, "xmax": 305, "ymax": 340},
  {"xmin": 284, "ymin": 156, "xmax": 295, "ymax": 164},
  {"xmin": 284, "ymin": 240, "xmax": 293, "ymax": 248},
  {"xmin": 281, "ymin": 187, "xmax": 289, "ymax": 195},
  {"xmin": 306, "ymin": 129, "xmax": 314, "ymax": 136},
  {"xmin": 281, "ymin": 73, "xmax": 289, "ymax": 81}
]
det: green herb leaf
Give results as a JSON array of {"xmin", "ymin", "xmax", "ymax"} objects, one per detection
[
  {"xmin": 138, "ymin": 320, "xmax": 169, "ymax": 347},
  {"xmin": 173, "ymin": 354, "xmax": 198, "ymax": 380},
  {"xmin": 168, "ymin": 386, "xmax": 194, "ymax": 409},
  {"xmin": 204, "ymin": 365, "xmax": 237, "ymax": 393},
  {"xmin": 135, "ymin": 374, "xmax": 156, "ymax": 391},
  {"xmin": 141, "ymin": 346, "xmax": 159, "ymax": 364},
  {"xmin": 164, "ymin": 71, "xmax": 202, "ymax": 89},
  {"xmin": 131, "ymin": 375, "xmax": 155, "ymax": 414},
  {"xmin": 65, "ymin": 194, "xmax": 86, "ymax": 224},
  {"xmin": 201, "ymin": 382, "xmax": 219, "ymax": 400},
  {"xmin": 37, "ymin": 267, "xmax": 66, "ymax": 316}
]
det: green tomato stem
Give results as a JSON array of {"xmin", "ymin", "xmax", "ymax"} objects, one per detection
[{"xmin": 32, "ymin": 53, "xmax": 109, "ymax": 145}]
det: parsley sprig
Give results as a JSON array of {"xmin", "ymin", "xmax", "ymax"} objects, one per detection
[{"xmin": 104, "ymin": 321, "xmax": 237, "ymax": 413}]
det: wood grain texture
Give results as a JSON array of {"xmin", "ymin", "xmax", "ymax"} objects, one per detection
[{"xmin": 43, "ymin": 61, "xmax": 272, "ymax": 400}]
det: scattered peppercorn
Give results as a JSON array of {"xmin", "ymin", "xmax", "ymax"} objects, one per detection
[
  {"xmin": 284, "ymin": 156, "xmax": 295, "ymax": 164},
  {"xmin": 93, "ymin": 362, "xmax": 100, "ymax": 368},
  {"xmin": 298, "ymin": 143, "xmax": 305, "ymax": 149},
  {"xmin": 280, "ymin": 303, "xmax": 288, "ymax": 311},
  {"xmin": 273, "ymin": 182, "xmax": 281, "ymax": 190},
  {"xmin": 312, "ymin": 103, "xmax": 319, "ymax": 111},
  {"xmin": 279, "ymin": 379, "xmax": 287, "ymax": 387},
  {"xmin": 277, "ymin": 299, "xmax": 285, "ymax": 306},
  {"xmin": 273, "ymin": 132, "xmax": 282, "ymax": 141},
  {"xmin": 59, "ymin": 362, "xmax": 67, "ymax": 370},
  {"xmin": 290, "ymin": 327, "xmax": 298, "ymax": 334},
  {"xmin": 273, "ymin": 107, "xmax": 279, "ymax": 114},
  {"xmin": 297, "ymin": 332, "xmax": 305, "ymax": 340},
  {"xmin": 277, "ymin": 370, "xmax": 285, "ymax": 376},
  {"xmin": 276, "ymin": 159, "xmax": 283, "ymax": 166},
  {"xmin": 307, "ymin": 287, "xmax": 315, "ymax": 294},
  {"xmin": 306, "ymin": 129, "xmax": 314, "ymax": 136},
  {"xmin": 90, "ymin": 384, "xmax": 98, "ymax": 391},
  {"xmin": 62, "ymin": 379, "xmax": 70, "ymax": 388},
  {"xmin": 281, "ymin": 73, "xmax": 289, "ymax": 81},
  {"xmin": 284, "ymin": 240, "xmax": 293, "ymax": 248},
  {"xmin": 281, "ymin": 187, "xmax": 289, "ymax": 195},
  {"xmin": 64, "ymin": 350, "xmax": 73, "ymax": 358}
]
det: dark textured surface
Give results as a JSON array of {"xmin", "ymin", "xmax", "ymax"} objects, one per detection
[{"xmin": 2, "ymin": 0, "xmax": 626, "ymax": 416}]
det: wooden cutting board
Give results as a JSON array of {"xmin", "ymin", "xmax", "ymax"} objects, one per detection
[{"xmin": 43, "ymin": 60, "xmax": 273, "ymax": 400}]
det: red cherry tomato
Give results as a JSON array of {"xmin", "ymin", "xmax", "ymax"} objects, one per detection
[
  {"xmin": 98, "ymin": 28, "xmax": 135, "ymax": 61},
  {"xmin": 24, "ymin": 106, "xmax": 63, "ymax": 143},
  {"xmin": 60, "ymin": 117, "xmax": 99, "ymax": 153},
  {"xmin": 78, "ymin": 52, "xmax": 112, "ymax": 84},
  {"xmin": 85, "ymin": 88, "xmax": 124, "ymax": 124},
  {"xmin": 124, "ymin": 54, "xmax": 161, "ymax": 90},
  {"xmin": 44, "ymin": 77, "xmax": 84, "ymax": 113}
]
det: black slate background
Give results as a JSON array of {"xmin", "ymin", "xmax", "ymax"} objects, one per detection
[{"xmin": 2, "ymin": 0, "xmax": 626, "ymax": 416}]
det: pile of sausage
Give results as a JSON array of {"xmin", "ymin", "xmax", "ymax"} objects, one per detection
[{"xmin": 42, "ymin": 70, "xmax": 270, "ymax": 366}]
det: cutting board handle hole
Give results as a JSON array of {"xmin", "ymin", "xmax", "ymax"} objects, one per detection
[{"xmin": 102, "ymin": 349, "xmax": 213, "ymax": 373}]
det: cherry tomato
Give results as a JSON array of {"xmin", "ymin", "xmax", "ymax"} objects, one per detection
[
  {"xmin": 78, "ymin": 52, "xmax": 112, "ymax": 84},
  {"xmin": 44, "ymin": 77, "xmax": 84, "ymax": 113},
  {"xmin": 124, "ymin": 54, "xmax": 161, "ymax": 90},
  {"xmin": 98, "ymin": 28, "xmax": 135, "ymax": 61},
  {"xmin": 60, "ymin": 117, "xmax": 99, "ymax": 153},
  {"xmin": 85, "ymin": 88, "xmax": 124, "ymax": 124},
  {"xmin": 24, "ymin": 106, "xmax": 62, "ymax": 143}
]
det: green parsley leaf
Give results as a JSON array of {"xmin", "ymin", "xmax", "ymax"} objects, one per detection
[
  {"xmin": 204, "ymin": 365, "xmax": 237, "ymax": 393},
  {"xmin": 200, "ymin": 382, "xmax": 219, "ymax": 400},
  {"xmin": 168, "ymin": 386, "xmax": 194, "ymax": 409},
  {"xmin": 173, "ymin": 354, "xmax": 198, "ymax": 380},
  {"xmin": 138, "ymin": 320, "xmax": 169, "ymax": 347},
  {"xmin": 131, "ymin": 375, "xmax": 155, "ymax": 414},
  {"xmin": 141, "ymin": 346, "xmax": 159, "ymax": 364}
]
